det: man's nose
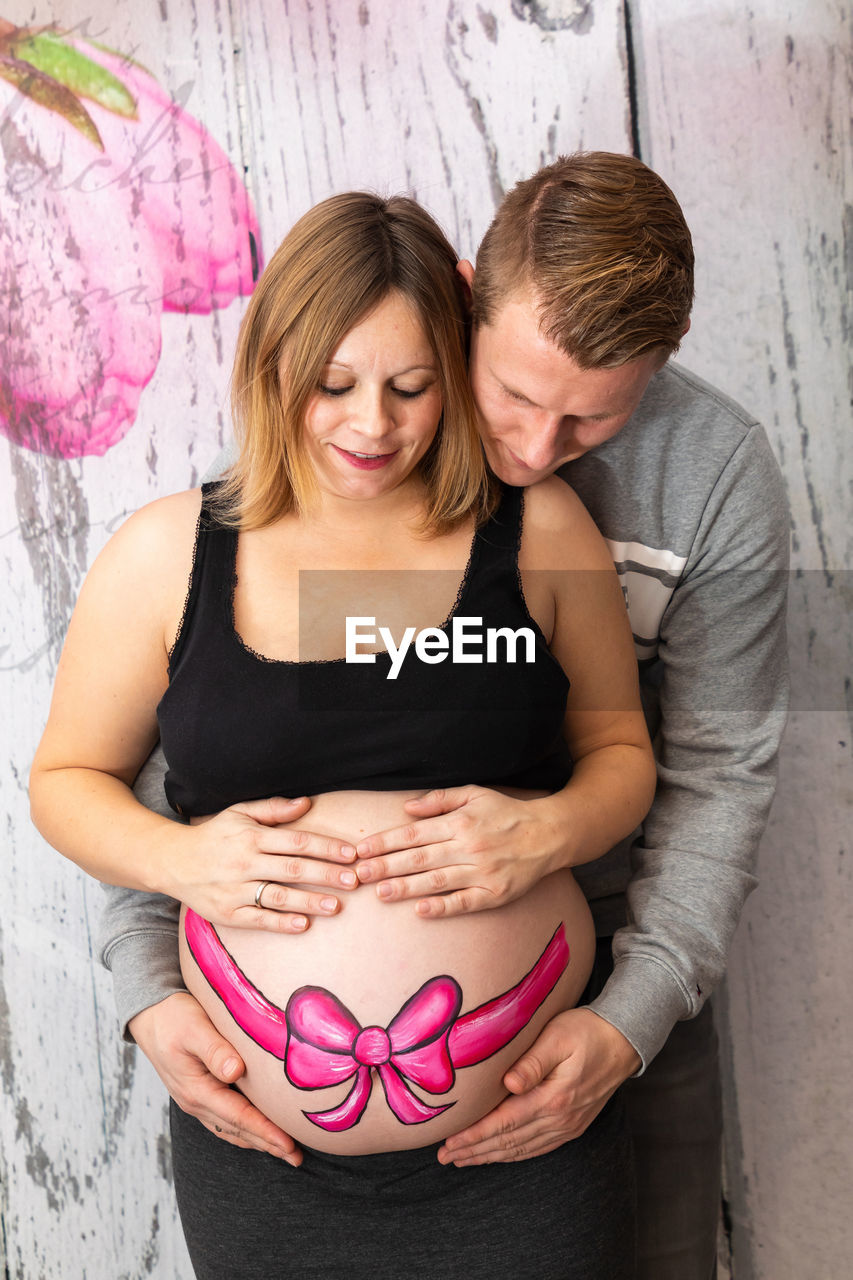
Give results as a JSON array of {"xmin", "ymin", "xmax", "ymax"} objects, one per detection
[{"xmin": 518, "ymin": 416, "xmax": 567, "ymax": 470}]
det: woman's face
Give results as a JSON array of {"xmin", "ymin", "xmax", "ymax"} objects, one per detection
[{"xmin": 299, "ymin": 291, "xmax": 443, "ymax": 505}]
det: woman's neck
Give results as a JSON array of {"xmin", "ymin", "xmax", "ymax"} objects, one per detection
[{"xmin": 302, "ymin": 477, "xmax": 429, "ymax": 542}]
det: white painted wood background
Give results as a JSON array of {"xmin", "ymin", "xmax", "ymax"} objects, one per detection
[{"xmin": 1, "ymin": 1, "xmax": 850, "ymax": 1276}]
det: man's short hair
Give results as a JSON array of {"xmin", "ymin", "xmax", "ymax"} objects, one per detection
[{"xmin": 472, "ymin": 152, "xmax": 694, "ymax": 367}]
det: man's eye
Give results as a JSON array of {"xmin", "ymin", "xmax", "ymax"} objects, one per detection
[{"xmin": 319, "ymin": 384, "xmax": 352, "ymax": 397}]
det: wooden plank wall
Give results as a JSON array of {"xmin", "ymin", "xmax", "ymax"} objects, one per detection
[{"xmin": 1, "ymin": 2, "xmax": 849, "ymax": 1276}]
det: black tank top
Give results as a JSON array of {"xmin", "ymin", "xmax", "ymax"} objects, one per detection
[{"xmin": 157, "ymin": 483, "xmax": 571, "ymax": 817}]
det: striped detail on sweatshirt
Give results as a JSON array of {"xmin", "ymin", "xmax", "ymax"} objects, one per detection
[{"xmin": 605, "ymin": 539, "xmax": 688, "ymax": 659}]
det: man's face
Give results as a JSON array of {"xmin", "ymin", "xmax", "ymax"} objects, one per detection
[{"xmin": 468, "ymin": 291, "xmax": 666, "ymax": 486}]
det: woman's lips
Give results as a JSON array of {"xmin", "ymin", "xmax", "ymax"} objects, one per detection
[{"xmin": 332, "ymin": 444, "xmax": 398, "ymax": 470}]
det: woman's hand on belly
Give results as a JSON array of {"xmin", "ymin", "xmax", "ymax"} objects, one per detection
[
  {"xmin": 353, "ymin": 784, "xmax": 567, "ymax": 918},
  {"xmin": 171, "ymin": 784, "xmax": 567, "ymax": 931},
  {"xmin": 164, "ymin": 795, "xmax": 360, "ymax": 931}
]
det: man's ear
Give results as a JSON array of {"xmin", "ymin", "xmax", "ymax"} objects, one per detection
[
  {"xmin": 664, "ymin": 316, "xmax": 691, "ymax": 366},
  {"xmin": 456, "ymin": 258, "xmax": 475, "ymax": 299},
  {"xmin": 655, "ymin": 317, "xmax": 691, "ymax": 370}
]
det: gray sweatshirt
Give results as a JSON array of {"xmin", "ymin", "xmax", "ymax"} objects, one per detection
[{"xmin": 98, "ymin": 363, "xmax": 790, "ymax": 1069}]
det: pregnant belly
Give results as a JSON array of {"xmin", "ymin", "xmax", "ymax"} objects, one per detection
[{"xmin": 179, "ymin": 789, "xmax": 595, "ymax": 1155}]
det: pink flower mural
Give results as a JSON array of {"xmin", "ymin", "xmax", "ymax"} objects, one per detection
[{"xmin": 0, "ymin": 22, "xmax": 262, "ymax": 458}]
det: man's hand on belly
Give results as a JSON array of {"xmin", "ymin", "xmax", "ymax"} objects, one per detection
[
  {"xmin": 353, "ymin": 785, "xmax": 560, "ymax": 915},
  {"xmin": 129, "ymin": 993, "xmax": 302, "ymax": 1164},
  {"xmin": 436, "ymin": 1008, "xmax": 641, "ymax": 1165}
]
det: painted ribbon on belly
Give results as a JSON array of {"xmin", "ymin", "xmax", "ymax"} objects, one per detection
[
  {"xmin": 285, "ymin": 978, "xmax": 461, "ymax": 1129},
  {"xmin": 184, "ymin": 908, "xmax": 569, "ymax": 1132}
]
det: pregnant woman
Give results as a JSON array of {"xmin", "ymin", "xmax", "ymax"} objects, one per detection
[{"xmin": 31, "ymin": 193, "xmax": 655, "ymax": 1279}]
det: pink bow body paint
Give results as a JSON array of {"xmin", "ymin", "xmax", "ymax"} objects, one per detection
[
  {"xmin": 184, "ymin": 909, "xmax": 569, "ymax": 1133},
  {"xmin": 286, "ymin": 979, "xmax": 461, "ymax": 1130}
]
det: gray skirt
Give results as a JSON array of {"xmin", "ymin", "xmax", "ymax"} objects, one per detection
[{"xmin": 170, "ymin": 1088, "xmax": 636, "ymax": 1280}]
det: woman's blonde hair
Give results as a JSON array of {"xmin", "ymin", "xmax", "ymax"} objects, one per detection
[{"xmin": 218, "ymin": 192, "xmax": 498, "ymax": 532}]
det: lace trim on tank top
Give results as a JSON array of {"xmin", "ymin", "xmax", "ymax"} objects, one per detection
[
  {"xmin": 509, "ymin": 491, "xmax": 556, "ymax": 641},
  {"xmin": 167, "ymin": 494, "xmax": 206, "ymax": 675},
  {"xmin": 168, "ymin": 483, "xmax": 553, "ymax": 672},
  {"xmin": 225, "ymin": 508, "xmax": 485, "ymax": 668}
]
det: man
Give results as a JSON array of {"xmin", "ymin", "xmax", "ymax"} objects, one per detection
[{"xmin": 101, "ymin": 153, "xmax": 789, "ymax": 1279}]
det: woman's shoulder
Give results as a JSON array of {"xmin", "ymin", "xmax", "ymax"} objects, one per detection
[
  {"xmin": 519, "ymin": 477, "xmax": 614, "ymax": 571},
  {"xmin": 520, "ymin": 475, "xmax": 587, "ymax": 530},
  {"xmin": 63, "ymin": 489, "xmax": 204, "ymax": 661},
  {"xmin": 87, "ymin": 488, "xmax": 203, "ymax": 599},
  {"xmin": 124, "ymin": 485, "xmax": 203, "ymax": 529},
  {"xmin": 109, "ymin": 487, "xmax": 202, "ymax": 554}
]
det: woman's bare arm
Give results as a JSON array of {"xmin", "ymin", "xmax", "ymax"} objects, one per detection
[{"xmin": 29, "ymin": 491, "xmax": 357, "ymax": 929}]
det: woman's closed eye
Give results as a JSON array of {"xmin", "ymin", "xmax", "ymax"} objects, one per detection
[
  {"xmin": 391, "ymin": 385, "xmax": 429, "ymax": 400},
  {"xmin": 318, "ymin": 383, "xmax": 430, "ymax": 400}
]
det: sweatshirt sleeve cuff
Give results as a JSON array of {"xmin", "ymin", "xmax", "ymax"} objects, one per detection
[
  {"xmin": 586, "ymin": 955, "xmax": 693, "ymax": 1073},
  {"xmin": 103, "ymin": 931, "xmax": 187, "ymax": 1043}
]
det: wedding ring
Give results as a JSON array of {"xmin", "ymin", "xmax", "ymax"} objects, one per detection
[{"xmin": 254, "ymin": 880, "xmax": 271, "ymax": 909}]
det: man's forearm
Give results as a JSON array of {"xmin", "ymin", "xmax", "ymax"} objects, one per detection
[
  {"xmin": 98, "ymin": 743, "xmax": 186, "ymax": 1040},
  {"xmin": 99, "ymin": 883, "xmax": 185, "ymax": 1040}
]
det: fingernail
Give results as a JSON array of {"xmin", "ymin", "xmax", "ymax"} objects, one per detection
[
  {"xmin": 415, "ymin": 900, "xmax": 431, "ymax": 916},
  {"xmin": 356, "ymin": 864, "xmax": 373, "ymax": 882},
  {"xmin": 284, "ymin": 1153, "xmax": 302, "ymax": 1168},
  {"xmin": 291, "ymin": 916, "xmax": 308, "ymax": 931},
  {"xmin": 355, "ymin": 842, "xmax": 369, "ymax": 856},
  {"xmin": 320, "ymin": 897, "xmax": 338, "ymax": 912},
  {"xmin": 221, "ymin": 1057, "xmax": 240, "ymax": 1076},
  {"xmin": 376, "ymin": 883, "xmax": 393, "ymax": 900},
  {"xmin": 340, "ymin": 870, "xmax": 357, "ymax": 887},
  {"xmin": 340, "ymin": 844, "xmax": 356, "ymax": 860}
]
